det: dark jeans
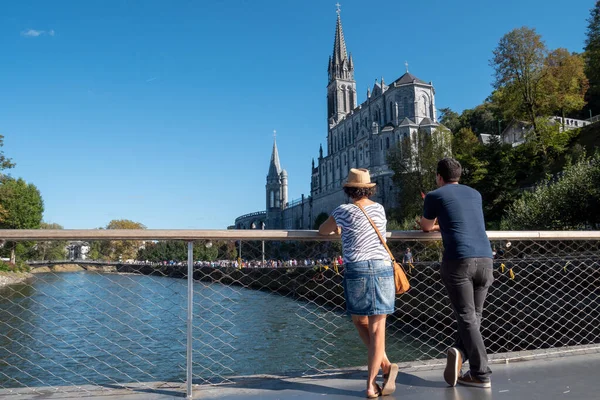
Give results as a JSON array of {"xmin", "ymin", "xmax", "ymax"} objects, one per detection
[{"xmin": 441, "ymin": 257, "xmax": 494, "ymax": 379}]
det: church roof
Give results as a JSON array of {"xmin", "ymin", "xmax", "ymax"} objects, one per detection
[
  {"xmin": 419, "ymin": 117, "xmax": 436, "ymax": 126},
  {"xmin": 399, "ymin": 117, "xmax": 416, "ymax": 127},
  {"xmin": 371, "ymin": 80, "xmax": 388, "ymax": 97},
  {"xmin": 267, "ymin": 139, "xmax": 282, "ymax": 178},
  {"xmin": 395, "ymin": 72, "xmax": 428, "ymax": 85}
]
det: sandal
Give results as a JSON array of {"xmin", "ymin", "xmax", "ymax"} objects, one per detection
[
  {"xmin": 366, "ymin": 382, "xmax": 382, "ymax": 398},
  {"xmin": 382, "ymin": 363, "xmax": 399, "ymax": 396}
]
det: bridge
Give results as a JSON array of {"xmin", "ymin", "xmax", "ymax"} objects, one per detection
[{"xmin": 1, "ymin": 229, "xmax": 599, "ymax": 399}]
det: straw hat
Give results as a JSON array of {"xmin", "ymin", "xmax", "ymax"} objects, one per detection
[{"xmin": 344, "ymin": 168, "xmax": 376, "ymax": 188}]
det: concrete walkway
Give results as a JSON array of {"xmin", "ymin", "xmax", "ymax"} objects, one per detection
[{"xmin": 1, "ymin": 352, "xmax": 599, "ymax": 399}]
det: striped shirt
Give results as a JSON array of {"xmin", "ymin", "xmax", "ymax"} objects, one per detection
[{"xmin": 331, "ymin": 202, "xmax": 389, "ymax": 264}]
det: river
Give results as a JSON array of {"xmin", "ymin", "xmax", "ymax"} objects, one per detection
[{"xmin": 0, "ymin": 272, "xmax": 430, "ymax": 388}]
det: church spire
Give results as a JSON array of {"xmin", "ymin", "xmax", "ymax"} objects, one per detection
[
  {"xmin": 328, "ymin": 4, "xmax": 353, "ymax": 83},
  {"xmin": 267, "ymin": 132, "xmax": 281, "ymax": 179}
]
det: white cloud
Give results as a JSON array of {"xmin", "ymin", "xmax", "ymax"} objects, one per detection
[{"xmin": 21, "ymin": 29, "xmax": 55, "ymax": 38}]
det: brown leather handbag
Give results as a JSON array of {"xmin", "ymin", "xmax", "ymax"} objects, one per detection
[{"xmin": 356, "ymin": 203, "xmax": 410, "ymax": 295}]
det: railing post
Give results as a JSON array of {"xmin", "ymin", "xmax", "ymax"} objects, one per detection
[{"xmin": 186, "ymin": 241, "xmax": 194, "ymax": 399}]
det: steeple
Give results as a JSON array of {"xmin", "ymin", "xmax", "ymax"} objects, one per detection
[
  {"xmin": 328, "ymin": 7, "xmax": 353, "ymax": 83},
  {"xmin": 326, "ymin": 4, "xmax": 357, "ymax": 123},
  {"xmin": 267, "ymin": 136, "xmax": 282, "ymax": 179}
]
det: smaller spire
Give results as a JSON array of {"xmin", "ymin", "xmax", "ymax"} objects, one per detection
[
  {"xmin": 381, "ymin": 76, "xmax": 385, "ymax": 86},
  {"xmin": 267, "ymin": 131, "xmax": 282, "ymax": 178},
  {"xmin": 319, "ymin": 144, "xmax": 323, "ymax": 159},
  {"xmin": 367, "ymin": 87, "xmax": 371, "ymax": 98}
]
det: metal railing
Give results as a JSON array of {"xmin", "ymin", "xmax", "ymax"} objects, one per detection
[{"xmin": 0, "ymin": 229, "xmax": 599, "ymax": 398}]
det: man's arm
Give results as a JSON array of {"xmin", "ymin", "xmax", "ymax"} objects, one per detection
[
  {"xmin": 420, "ymin": 193, "xmax": 440, "ymax": 232},
  {"xmin": 318, "ymin": 215, "xmax": 340, "ymax": 235},
  {"xmin": 419, "ymin": 217, "xmax": 440, "ymax": 232}
]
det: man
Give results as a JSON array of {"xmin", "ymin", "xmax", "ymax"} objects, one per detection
[
  {"xmin": 402, "ymin": 248, "xmax": 414, "ymax": 264},
  {"xmin": 419, "ymin": 158, "xmax": 494, "ymax": 388}
]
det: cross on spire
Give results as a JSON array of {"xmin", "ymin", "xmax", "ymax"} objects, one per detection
[
  {"xmin": 405, "ymin": 61, "xmax": 409, "ymax": 73},
  {"xmin": 273, "ymin": 130, "xmax": 277, "ymax": 139},
  {"xmin": 336, "ymin": 2, "xmax": 341, "ymax": 16}
]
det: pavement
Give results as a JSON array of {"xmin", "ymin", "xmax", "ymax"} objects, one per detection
[{"xmin": 1, "ymin": 351, "xmax": 599, "ymax": 399}]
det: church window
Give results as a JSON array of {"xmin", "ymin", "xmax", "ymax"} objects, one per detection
[
  {"xmin": 404, "ymin": 98, "xmax": 409, "ymax": 117},
  {"xmin": 386, "ymin": 137, "xmax": 390, "ymax": 149},
  {"xmin": 270, "ymin": 191, "xmax": 274, "ymax": 208},
  {"xmin": 352, "ymin": 150, "xmax": 355, "ymax": 160},
  {"xmin": 380, "ymin": 139, "xmax": 382, "ymax": 150},
  {"xmin": 390, "ymin": 102, "xmax": 394, "ymax": 121},
  {"xmin": 343, "ymin": 87, "xmax": 347, "ymax": 111}
]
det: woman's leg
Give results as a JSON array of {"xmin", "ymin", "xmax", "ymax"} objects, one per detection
[
  {"xmin": 366, "ymin": 314, "xmax": 387, "ymax": 394},
  {"xmin": 351, "ymin": 315, "xmax": 392, "ymax": 373}
]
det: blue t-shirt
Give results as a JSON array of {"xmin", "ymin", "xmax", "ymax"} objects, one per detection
[{"xmin": 423, "ymin": 184, "xmax": 493, "ymax": 261}]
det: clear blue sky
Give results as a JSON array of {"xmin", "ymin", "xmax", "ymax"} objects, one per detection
[{"xmin": 0, "ymin": 0, "xmax": 593, "ymax": 229}]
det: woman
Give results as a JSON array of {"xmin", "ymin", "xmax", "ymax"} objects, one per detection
[{"xmin": 319, "ymin": 168, "xmax": 398, "ymax": 398}]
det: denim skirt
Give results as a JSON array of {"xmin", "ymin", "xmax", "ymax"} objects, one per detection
[{"xmin": 343, "ymin": 259, "xmax": 395, "ymax": 316}]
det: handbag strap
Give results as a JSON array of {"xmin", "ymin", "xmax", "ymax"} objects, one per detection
[{"xmin": 355, "ymin": 203, "xmax": 396, "ymax": 263}]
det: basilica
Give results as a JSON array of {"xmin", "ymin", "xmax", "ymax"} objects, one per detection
[{"xmin": 233, "ymin": 9, "xmax": 442, "ymax": 230}]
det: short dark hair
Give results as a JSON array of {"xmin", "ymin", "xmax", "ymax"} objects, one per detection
[
  {"xmin": 343, "ymin": 186, "xmax": 376, "ymax": 200},
  {"xmin": 437, "ymin": 158, "xmax": 462, "ymax": 183}
]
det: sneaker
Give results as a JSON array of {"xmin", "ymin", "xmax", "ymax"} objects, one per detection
[
  {"xmin": 457, "ymin": 371, "xmax": 491, "ymax": 388},
  {"xmin": 443, "ymin": 347, "xmax": 462, "ymax": 387}
]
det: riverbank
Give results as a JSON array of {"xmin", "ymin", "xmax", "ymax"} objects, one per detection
[
  {"xmin": 0, "ymin": 271, "xmax": 33, "ymax": 287},
  {"xmin": 30, "ymin": 264, "xmax": 117, "ymax": 273}
]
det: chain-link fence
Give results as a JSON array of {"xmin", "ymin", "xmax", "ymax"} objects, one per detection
[{"xmin": 0, "ymin": 230, "xmax": 599, "ymax": 398}]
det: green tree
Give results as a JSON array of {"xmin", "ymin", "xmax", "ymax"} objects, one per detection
[
  {"xmin": 388, "ymin": 127, "xmax": 452, "ymax": 220},
  {"xmin": 459, "ymin": 102, "xmax": 500, "ymax": 135},
  {"xmin": 584, "ymin": 1, "xmax": 600, "ymax": 115},
  {"xmin": 0, "ymin": 135, "xmax": 15, "ymax": 172},
  {"xmin": 102, "ymin": 219, "xmax": 146, "ymax": 261},
  {"xmin": 313, "ymin": 212, "xmax": 329, "ymax": 229},
  {"xmin": 472, "ymin": 136, "xmax": 517, "ymax": 228},
  {"xmin": 491, "ymin": 27, "xmax": 548, "ymax": 131},
  {"xmin": 502, "ymin": 154, "xmax": 600, "ymax": 230},
  {"xmin": 438, "ymin": 107, "xmax": 461, "ymax": 132},
  {"xmin": 541, "ymin": 49, "xmax": 589, "ymax": 120},
  {"xmin": 29, "ymin": 222, "xmax": 68, "ymax": 261},
  {"xmin": 452, "ymin": 127, "xmax": 486, "ymax": 186},
  {"xmin": 0, "ymin": 177, "xmax": 44, "ymax": 262}
]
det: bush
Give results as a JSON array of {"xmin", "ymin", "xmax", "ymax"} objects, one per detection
[
  {"xmin": 0, "ymin": 260, "xmax": 30, "ymax": 273},
  {"xmin": 501, "ymin": 153, "xmax": 600, "ymax": 230}
]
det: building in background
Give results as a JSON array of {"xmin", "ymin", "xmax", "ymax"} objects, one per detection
[{"xmin": 234, "ymin": 9, "xmax": 444, "ymax": 230}]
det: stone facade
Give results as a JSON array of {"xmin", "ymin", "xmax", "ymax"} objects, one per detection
[{"xmin": 233, "ymin": 11, "xmax": 443, "ymax": 230}]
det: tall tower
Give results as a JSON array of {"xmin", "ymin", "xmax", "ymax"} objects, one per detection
[
  {"xmin": 265, "ymin": 134, "xmax": 287, "ymax": 228},
  {"xmin": 327, "ymin": 6, "xmax": 357, "ymax": 125}
]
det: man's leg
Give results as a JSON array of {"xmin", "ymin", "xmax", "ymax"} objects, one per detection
[
  {"xmin": 441, "ymin": 260, "xmax": 468, "ymax": 386},
  {"xmin": 471, "ymin": 258, "xmax": 494, "ymax": 380},
  {"xmin": 441, "ymin": 260, "xmax": 490, "ymax": 381}
]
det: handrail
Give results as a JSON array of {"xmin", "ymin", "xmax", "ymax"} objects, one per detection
[{"xmin": 0, "ymin": 229, "xmax": 599, "ymax": 241}]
